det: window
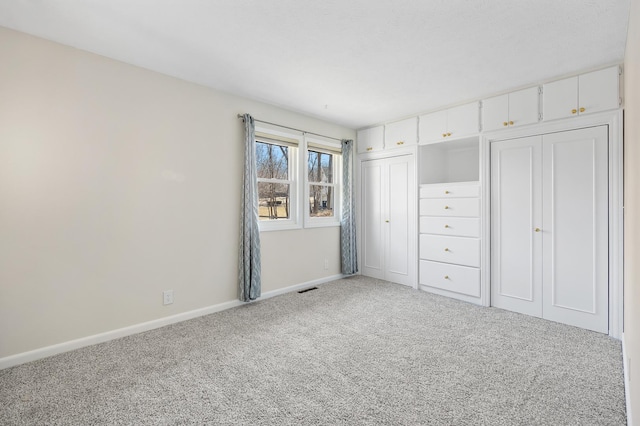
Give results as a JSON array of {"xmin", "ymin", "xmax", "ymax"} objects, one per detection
[{"xmin": 305, "ymin": 138, "xmax": 341, "ymax": 227}]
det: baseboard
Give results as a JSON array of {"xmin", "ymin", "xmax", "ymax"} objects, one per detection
[
  {"xmin": 623, "ymin": 333, "xmax": 634, "ymax": 426},
  {"xmin": 0, "ymin": 274, "xmax": 344, "ymax": 370}
]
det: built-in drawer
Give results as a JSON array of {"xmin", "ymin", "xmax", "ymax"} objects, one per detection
[
  {"xmin": 420, "ymin": 183, "xmax": 480, "ymax": 199},
  {"xmin": 420, "ymin": 216, "xmax": 480, "ymax": 238},
  {"xmin": 419, "ymin": 197, "xmax": 480, "ymax": 217},
  {"xmin": 419, "ymin": 260, "xmax": 480, "ymax": 297},
  {"xmin": 419, "ymin": 234, "xmax": 480, "ymax": 267}
]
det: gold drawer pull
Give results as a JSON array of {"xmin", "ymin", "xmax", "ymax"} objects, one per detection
[
  {"xmin": 396, "ymin": 141, "xmax": 404, "ymax": 145},
  {"xmin": 445, "ymin": 190, "xmax": 450, "ymax": 194},
  {"xmin": 579, "ymin": 107, "xmax": 586, "ymax": 113},
  {"xmin": 571, "ymin": 109, "xmax": 577, "ymax": 114},
  {"xmin": 503, "ymin": 121, "xmax": 508, "ymax": 126},
  {"xmin": 366, "ymin": 147, "xmax": 373, "ymax": 151},
  {"xmin": 444, "ymin": 275, "xmax": 449, "ymax": 280},
  {"xmin": 444, "ymin": 248, "xmax": 450, "ymax": 252},
  {"xmin": 442, "ymin": 133, "xmax": 447, "ymax": 138},
  {"xmin": 444, "ymin": 225, "xmax": 449, "ymax": 228},
  {"xmin": 509, "ymin": 121, "xmax": 514, "ymax": 125},
  {"xmin": 446, "ymin": 132, "xmax": 451, "ymax": 136},
  {"xmin": 444, "ymin": 206, "xmax": 449, "ymax": 209}
]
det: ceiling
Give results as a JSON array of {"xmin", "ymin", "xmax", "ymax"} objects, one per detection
[{"xmin": 0, "ymin": 1, "xmax": 631, "ymax": 129}]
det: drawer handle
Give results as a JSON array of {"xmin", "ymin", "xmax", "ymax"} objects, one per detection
[
  {"xmin": 571, "ymin": 109, "xmax": 577, "ymax": 114},
  {"xmin": 396, "ymin": 141, "xmax": 404, "ymax": 145},
  {"xmin": 447, "ymin": 132, "xmax": 451, "ymax": 136},
  {"xmin": 444, "ymin": 206, "xmax": 449, "ymax": 209},
  {"xmin": 366, "ymin": 147, "xmax": 373, "ymax": 151},
  {"xmin": 444, "ymin": 224, "xmax": 449, "ymax": 228},
  {"xmin": 444, "ymin": 275, "xmax": 449, "ymax": 280},
  {"xmin": 503, "ymin": 121, "xmax": 508, "ymax": 127},
  {"xmin": 444, "ymin": 248, "xmax": 450, "ymax": 252},
  {"xmin": 442, "ymin": 133, "xmax": 447, "ymax": 138},
  {"xmin": 509, "ymin": 121, "xmax": 514, "ymax": 125},
  {"xmin": 445, "ymin": 190, "xmax": 450, "ymax": 194},
  {"xmin": 579, "ymin": 107, "xmax": 586, "ymax": 113}
]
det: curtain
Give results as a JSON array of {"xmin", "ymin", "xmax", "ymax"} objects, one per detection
[
  {"xmin": 239, "ymin": 113, "xmax": 261, "ymax": 301},
  {"xmin": 340, "ymin": 139, "xmax": 358, "ymax": 275}
]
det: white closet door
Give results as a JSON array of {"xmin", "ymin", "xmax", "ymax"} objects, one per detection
[
  {"xmin": 361, "ymin": 159, "xmax": 384, "ymax": 279},
  {"xmin": 385, "ymin": 155, "xmax": 415, "ymax": 286},
  {"xmin": 491, "ymin": 136, "xmax": 543, "ymax": 317},
  {"xmin": 541, "ymin": 126, "xmax": 609, "ymax": 333}
]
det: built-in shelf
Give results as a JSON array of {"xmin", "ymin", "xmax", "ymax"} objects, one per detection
[{"xmin": 419, "ymin": 137, "xmax": 479, "ymax": 184}]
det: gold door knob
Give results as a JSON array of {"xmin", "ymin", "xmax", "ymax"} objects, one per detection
[
  {"xmin": 535, "ymin": 228, "xmax": 541, "ymax": 232},
  {"xmin": 444, "ymin": 248, "xmax": 450, "ymax": 252},
  {"xmin": 571, "ymin": 109, "xmax": 577, "ymax": 114},
  {"xmin": 447, "ymin": 132, "xmax": 451, "ymax": 136},
  {"xmin": 444, "ymin": 275, "xmax": 449, "ymax": 280},
  {"xmin": 444, "ymin": 206, "xmax": 449, "ymax": 209},
  {"xmin": 366, "ymin": 147, "xmax": 373, "ymax": 151},
  {"xmin": 579, "ymin": 107, "xmax": 586, "ymax": 113},
  {"xmin": 503, "ymin": 122, "xmax": 508, "ymax": 126},
  {"xmin": 509, "ymin": 121, "xmax": 514, "ymax": 125},
  {"xmin": 396, "ymin": 141, "xmax": 404, "ymax": 145}
]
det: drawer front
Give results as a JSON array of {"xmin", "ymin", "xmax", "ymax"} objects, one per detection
[
  {"xmin": 419, "ymin": 234, "xmax": 480, "ymax": 267},
  {"xmin": 420, "ymin": 217, "xmax": 480, "ymax": 238},
  {"xmin": 419, "ymin": 260, "xmax": 480, "ymax": 297},
  {"xmin": 419, "ymin": 197, "xmax": 480, "ymax": 217},
  {"xmin": 419, "ymin": 184, "xmax": 480, "ymax": 199}
]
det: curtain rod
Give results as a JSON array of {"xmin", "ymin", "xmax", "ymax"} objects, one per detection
[{"xmin": 237, "ymin": 114, "xmax": 343, "ymax": 143}]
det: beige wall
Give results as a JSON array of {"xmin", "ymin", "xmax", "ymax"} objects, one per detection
[
  {"xmin": 0, "ymin": 27, "xmax": 354, "ymax": 358},
  {"xmin": 625, "ymin": 0, "xmax": 640, "ymax": 421}
]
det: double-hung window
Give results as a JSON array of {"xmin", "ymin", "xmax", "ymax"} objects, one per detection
[{"xmin": 305, "ymin": 138, "xmax": 341, "ymax": 227}]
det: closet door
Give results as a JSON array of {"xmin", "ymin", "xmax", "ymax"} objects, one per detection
[
  {"xmin": 361, "ymin": 159, "xmax": 384, "ymax": 279},
  {"xmin": 491, "ymin": 136, "xmax": 543, "ymax": 317},
  {"xmin": 541, "ymin": 127, "xmax": 608, "ymax": 333}
]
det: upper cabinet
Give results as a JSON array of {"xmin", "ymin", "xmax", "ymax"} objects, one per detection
[
  {"xmin": 482, "ymin": 86, "xmax": 540, "ymax": 132},
  {"xmin": 419, "ymin": 102, "xmax": 479, "ymax": 144},
  {"xmin": 384, "ymin": 117, "xmax": 417, "ymax": 149},
  {"xmin": 357, "ymin": 125, "xmax": 384, "ymax": 154},
  {"xmin": 543, "ymin": 66, "xmax": 620, "ymax": 121}
]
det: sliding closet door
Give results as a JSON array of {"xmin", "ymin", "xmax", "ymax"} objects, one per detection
[
  {"xmin": 491, "ymin": 136, "xmax": 543, "ymax": 317},
  {"xmin": 541, "ymin": 126, "xmax": 608, "ymax": 333}
]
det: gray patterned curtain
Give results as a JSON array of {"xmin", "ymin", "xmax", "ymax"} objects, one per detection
[
  {"xmin": 340, "ymin": 139, "xmax": 357, "ymax": 275},
  {"xmin": 239, "ymin": 113, "xmax": 261, "ymax": 301}
]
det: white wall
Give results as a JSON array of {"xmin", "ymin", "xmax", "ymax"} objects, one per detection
[
  {"xmin": 0, "ymin": 27, "xmax": 354, "ymax": 359},
  {"xmin": 625, "ymin": 0, "xmax": 640, "ymax": 421}
]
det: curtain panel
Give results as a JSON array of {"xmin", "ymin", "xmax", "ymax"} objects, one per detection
[{"xmin": 340, "ymin": 139, "xmax": 358, "ymax": 275}]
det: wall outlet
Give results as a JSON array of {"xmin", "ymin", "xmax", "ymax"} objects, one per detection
[
  {"xmin": 323, "ymin": 259, "xmax": 329, "ymax": 270},
  {"xmin": 163, "ymin": 290, "xmax": 174, "ymax": 305}
]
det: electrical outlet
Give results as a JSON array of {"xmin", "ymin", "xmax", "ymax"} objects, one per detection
[
  {"xmin": 163, "ymin": 290, "xmax": 174, "ymax": 305},
  {"xmin": 323, "ymin": 259, "xmax": 329, "ymax": 270}
]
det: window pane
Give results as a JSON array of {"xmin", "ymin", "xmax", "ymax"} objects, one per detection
[
  {"xmin": 258, "ymin": 182, "xmax": 290, "ymax": 220},
  {"xmin": 308, "ymin": 150, "xmax": 333, "ymax": 183},
  {"xmin": 309, "ymin": 184, "xmax": 334, "ymax": 218},
  {"xmin": 257, "ymin": 142, "xmax": 289, "ymax": 180}
]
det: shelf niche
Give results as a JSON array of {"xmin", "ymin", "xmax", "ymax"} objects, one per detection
[{"xmin": 419, "ymin": 137, "xmax": 479, "ymax": 184}]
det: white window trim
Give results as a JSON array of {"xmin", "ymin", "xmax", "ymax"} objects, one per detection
[
  {"xmin": 255, "ymin": 126, "xmax": 302, "ymax": 232},
  {"xmin": 304, "ymin": 136, "xmax": 342, "ymax": 229}
]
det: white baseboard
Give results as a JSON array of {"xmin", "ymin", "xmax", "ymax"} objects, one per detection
[
  {"xmin": 0, "ymin": 274, "xmax": 344, "ymax": 370},
  {"xmin": 623, "ymin": 333, "xmax": 633, "ymax": 426}
]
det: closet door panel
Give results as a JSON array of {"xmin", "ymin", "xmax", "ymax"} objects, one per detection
[
  {"xmin": 386, "ymin": 157, "xmax": 413, "ymax": 284},
  {"xmin": 542, "ymin": 126, "xmax": 609, "ymax": 333},
  {"xmin": 491, "ymin": 136, "xmax": 543, "ymax": 317},
  {"xmin": 361, "ymin": 160, "xmax": 384, "ymax": 278}
]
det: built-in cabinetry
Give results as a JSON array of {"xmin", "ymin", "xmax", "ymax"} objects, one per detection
[
  {"xmin": 490, "ymin": 126, "xmax": 609, "ymax": 333},
  {"xmin": 543, "ymin": 66, "xmax": 620, "ymax": 121},
  {"xmin": 356, "ymin": 126, "xmax": 384, "ymax": 154},
  {"xmin": 360, "ymin": 154, "xmax": 416, "ymax": 286},
  {"xmin": 482, "ymin": 86, "xmax": 540, "ymax": 132},
  {"xmin": 384, "ymin": 117, "xmax": 417, "ymax": 150},
  {"xmin": 418, "ymin": 102, "xmax": 479, "ymax": 144}
]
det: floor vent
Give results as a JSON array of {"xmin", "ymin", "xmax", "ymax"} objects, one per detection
[{"xmin": 298, "ymin": 287, "xmax": 318, "ymax": 294}]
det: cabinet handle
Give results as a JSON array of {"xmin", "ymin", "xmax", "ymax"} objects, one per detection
[
  {"xmin": 447, "ymin": 132, "xmax": 451, "ymax": 136},
  {"xmin": 579, "ymin": 107, "xmax": 586, "ymax": 113},
  {"xmin": 571, "ymin": 109, "xmax": 577, "ymax": 114},
  {"xmin": 535, "ymin": 227, "xmax": 541, "ymax": 232},
  {"xmin": 442, "ymin": 133, "xmax": 447, "ymax": 138},
  {"xmin": 445, "ymin": 190, "xmax": 450, "ymax": 194},
  {"xmin": 444, "ymin": 225, "xmax": 450, "ymax": 228},
  {"xmin": 444, "ymin": 275, "xmax": 450, "ymax": 280},
  {"xmin": 366, "ymin": 147, "xmax": 373, "ymax": 151},
  {"xmin": 396, "ymin": 141, "xmax": 404, "ymax": 145},
  {"xmin": 503, "ymin": 122, "xmax": 508, "ymax": 126},
  {"xmin": 385, "ymin": 220, "xmax": 390, "ymax": 223},
  {"xmin": 444, "ymin": 248, "xmax": 450, "ymax": 252},
  {"xmin": 444, "ymin": 206, "xmax": 449, "ymax": 209},
  {"xmin": 509, "ymin": 121, "xmax": 514, "ymax": 125}
]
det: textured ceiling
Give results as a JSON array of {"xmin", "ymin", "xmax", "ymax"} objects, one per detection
[{"xmin": 0, "ymin": 0, "xmax": 631, "ymax": 129}]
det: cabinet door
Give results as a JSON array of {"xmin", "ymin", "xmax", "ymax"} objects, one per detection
[
  {"xmin": 541, "ymin": 126, "xmax": 608, "ymax": 333},
  {"xmin": 418, "ymin": 110, "xmax": 448, "ymax": 144},
  {"xmin": 578, "ymin": 66, "xmax": 619, "ymax": 115},
  {"xmin": 385, "ymin": 155, "xmax": 415, "ymax": 286},
  {"xmin": 361, "ymin": 159, "xmax": 384, "ymax": 279},
  {"xmin": 447, "ymin": 102, "xmax": 479, "ymax": 139},
  {"xmin": 385, "ymin": 117, "xmax": 417, "ymax": 149},
  {"xmin": 491, "ymin": 135, "xmax": 543, "ymax": 318},
  {"xmin": 542, "ymin": 76, "xmax": 578, "ymax": 121},
  {"xmin": 509, "ymin": 87, "xmax": 539, "ymax": 128},
  {"xmin": 357, "ymin": 126, "xmax": 384, "ymax": 154},
  {"xmin": 481, "ymin": 94, "xmax": 509, "ymax": 132}
]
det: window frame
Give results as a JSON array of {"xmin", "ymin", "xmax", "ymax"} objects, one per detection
[{"xmin": 304, "ymin": 136, "xmax": 342, "ymax": 228}]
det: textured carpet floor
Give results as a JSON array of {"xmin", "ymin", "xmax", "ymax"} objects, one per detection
[{"xmin": 0, "ymin": 276, "xmax": 626, "ymax": 425}]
